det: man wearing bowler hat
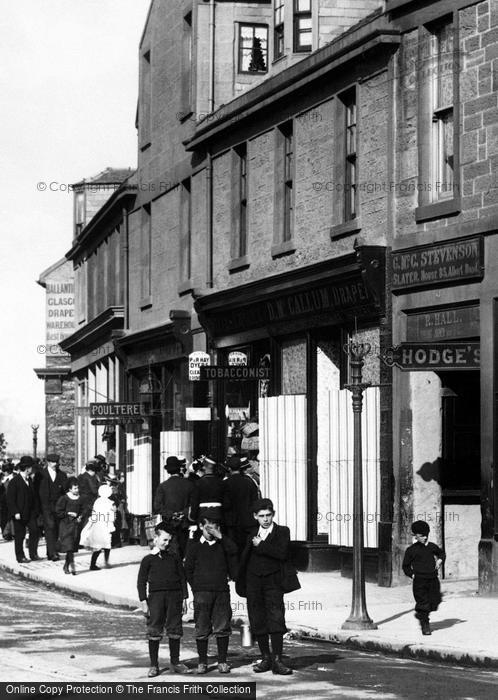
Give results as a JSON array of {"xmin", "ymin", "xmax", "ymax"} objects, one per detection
[
  {"xmin": 153, "ymin": 456, "xmax": 195, "ymax": 558},
  {"xmin": 7, "ymin": 456, "xmax": 40, "ymax": 563},
  {"xmin": 39, "ymin": 454, "xmax": 67, "ymax": 561}
]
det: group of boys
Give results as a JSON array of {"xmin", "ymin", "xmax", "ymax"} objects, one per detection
[{"xmin": 137, "ymin": 491, "xmax": 294, "ymax": 679}]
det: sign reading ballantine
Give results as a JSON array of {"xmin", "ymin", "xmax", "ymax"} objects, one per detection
[
  {"xmin": 381, "ymin": 342, "xmax": 480, "ymax": 370},
  {"xmin": 89, "ymin": 403, "xmax": 143, "ymax": 419},
  {"xmin": 200, "ymin": 366, "xmax": 270, "ymax": 381},
  {"xmin": 392, "ymin": 236, "xmax": 483, "ymax": 291}
]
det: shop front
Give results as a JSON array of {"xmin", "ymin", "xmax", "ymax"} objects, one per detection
[
  {"xmin": 390, "ymin": 235, "xmax": 485, "ymax": 583},
  {"xmin": 195, "ymin": 247, "xmax": 392, "ymax": 577}
]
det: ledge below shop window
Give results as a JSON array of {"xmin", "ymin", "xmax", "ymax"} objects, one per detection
[
  {"xmin": 330, "ymin": 217, "xmax": 362, "ymax": 240},
  {"xmin": 178, "ymin": 279, "xmax": 194, "ymax": 296},
  {"xmin": 415, "ymin": 198, "xmax": 461, "ymax": 223},
  {"xmin": 228, "ymin": 255, "xmax": 250, "ymax": 273},
  {"xmin": 139, "ymin": 296, "xmax": 152, "ymax": 310},
  {"xmin": 271, "ymin": 239, "xmax": 296, "ymax": 258}
]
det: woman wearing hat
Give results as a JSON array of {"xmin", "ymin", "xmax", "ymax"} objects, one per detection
[{"xmin": 79, "ymin": 484, "xmax": 116, "ymax": 570}]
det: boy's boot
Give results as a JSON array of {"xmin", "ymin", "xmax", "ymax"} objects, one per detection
[
  {"xmin": 254, "ymin": 635, "xmax": 272, "ymax": 673},
  {"xmin": 148, "ymin": 639, "xmax": 160, "ymax": 677},
  {"xmin": 272, "ymin": 656, "xmax": 293, "ymax": 675},
  {"xmin": 195, "ymin": 639, "xmax": 208, "ymax": 674},
  {"xmin": 421, "ymin": 619, "xmax": 431, "ymax": 635},
  {"xmin": 217, "ymin": 636, "xmax": 231, "ymax": 674},
  {"xmin": 170, "ymin": 638, "xmax": 190, "ymax": 674}
]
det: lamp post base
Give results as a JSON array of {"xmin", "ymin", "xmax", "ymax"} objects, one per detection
[{"xmin": 341, "ymin": 616, "xmax": 378, "ymax": 631}]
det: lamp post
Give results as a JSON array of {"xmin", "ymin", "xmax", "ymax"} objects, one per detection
[
  {"xmin": 341, "ymin": 340, "xmax": 377, "ymax": 630},
  {"xmin": 31, "ymin": 424, "xmax": 39, "ymax": 459}
]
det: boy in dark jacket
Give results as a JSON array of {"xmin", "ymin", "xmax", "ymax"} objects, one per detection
[
  {"xmin": 137, "ymin": 522, "xmax": 190, "ymax": 677},
  {"xmin": 402, "ymin": 520, "xmax": 445, "ymax": 635},
  {"xmin": 185, "ymin": 515, "xmax": 238, "ymax": 674}
]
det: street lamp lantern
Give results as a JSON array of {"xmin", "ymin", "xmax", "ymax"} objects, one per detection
[
  {"xmin": 341, "ymin": 339, "xmax": 377, "ymax": 630},
  {"xmin": 31, "ymin": 424, "xmax": 39, "ymax": 460}
]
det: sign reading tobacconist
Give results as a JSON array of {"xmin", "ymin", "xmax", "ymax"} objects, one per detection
[{"xmin": 392, "ymin": 236, "xmax": 484, "ymax": 291}]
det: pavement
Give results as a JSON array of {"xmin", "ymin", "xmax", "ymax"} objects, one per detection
[{"xmin": 1, "ymin": 538, "xmax": 497, "ymax": 669}]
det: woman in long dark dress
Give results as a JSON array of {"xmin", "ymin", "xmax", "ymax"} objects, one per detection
[{"xmin": 56, "ymin": 477, "xmax": 84, "ymax": 575}]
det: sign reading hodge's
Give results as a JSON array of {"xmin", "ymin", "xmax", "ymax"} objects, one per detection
[
  {"xmin": 381, "ymin": 343, "xmax": 480, "ymax": 371},
  {"xmin": 200, "ymin": 366, "xmax": 270, "ymax": 381}
]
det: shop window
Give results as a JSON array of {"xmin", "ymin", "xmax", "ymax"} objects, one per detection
[
  {"xmin": 281, "ymin": 337, "xmax": 307, "ymax": 394},
  {"xmin": 74, "ymin": 191, "xmax": 85, "ymax": 237},
  {"xmin": 293, "ymin": 0, "xmax": 312, "ymax": 53},
  {"xmin": 239, "ymin": 24, "xmax": 268, "ymax": 73},
  {"xmin": 274, "ymin": 0, "xmax": 285, "ymax": 60},
  {"xmin": 416, "ymin": 15, "xmax": 460, "ymax": 221}
]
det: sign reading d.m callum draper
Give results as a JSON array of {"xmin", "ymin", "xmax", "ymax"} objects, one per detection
[{"xmin": 391, "ymin": 236, "xmax": 484, "ymax": 292}]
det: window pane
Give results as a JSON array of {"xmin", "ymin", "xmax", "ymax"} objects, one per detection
[{"xmin": 296, "ymin": 0, "xmax": 311, "ymax": 11}]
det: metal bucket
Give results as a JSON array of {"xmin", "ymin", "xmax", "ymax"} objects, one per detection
[{"xmin": 240, "ymin": 621, "xmax": 253, "ymax": 647}]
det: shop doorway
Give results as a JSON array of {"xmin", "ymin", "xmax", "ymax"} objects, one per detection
[{"xmin": 440, "ymin": 371, "xmax": 481, "ymax": 579}]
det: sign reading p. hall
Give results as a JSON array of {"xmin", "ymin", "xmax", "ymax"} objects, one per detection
[{"xmin": 391, "ymin": 236, "xmax": 484, "ymax": 291}]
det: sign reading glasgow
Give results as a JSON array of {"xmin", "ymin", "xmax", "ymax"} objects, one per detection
[
  {"xmin": 392, "ymin": 236, "xmax": 483, "ymax": 291},
  {"xmin": 381, "ymin": 343, "xmax": 480, "ymax": 370}
]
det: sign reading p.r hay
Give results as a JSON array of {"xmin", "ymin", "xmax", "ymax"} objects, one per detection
[
  {"xmin": 381, "ymin": 342, "xmax": 480, "ymax": 370},
  {"xmin": 392, "ymin": 236, "xmax": 484, "ymax": 292}
]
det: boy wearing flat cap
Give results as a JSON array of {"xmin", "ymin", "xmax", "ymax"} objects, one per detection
[{"xmin": 402, "ymin": 520, "xmax": 445, "ymax": 635}]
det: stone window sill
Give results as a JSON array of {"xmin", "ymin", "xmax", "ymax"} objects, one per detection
[
  {"xmin": 139, "ymin": 296, "xmax": 152, "ymax": 310},
  {"xmin": 178, "ymin": 279, "xmax": 194, "ymax": 296},
  {"xmin": 271, "ymin": 240, "xmax": 296, "ymax": 258},
  {"xmin": 415, "ymin": 198, "xmax": 461, "ymax": 223},
  {"xmin": 228, "ymin": 256, "xmax": 250, "ymax": 273},
  {"xmin": 330, "ymin": 218, "xmax": 362, "ymax": 240}
]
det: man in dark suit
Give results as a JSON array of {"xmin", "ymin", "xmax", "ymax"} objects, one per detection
[
  {"xmin": 39, "ymin": 454, "xmax": 67, "ymax": 561},
  {"xmin": 6, "ymin": 456, "xmax": 40, "ymax": 563},
  {"xmin": 236, "ymin": 498, "xmax": 292, "ymax": 675},
  {"xmin": 153, "ymin": 456, "xmax": 195, "ymax": 558},
  {"xmin": 223, "ymin": 456, "xmax": 259, "ymax": 552}
]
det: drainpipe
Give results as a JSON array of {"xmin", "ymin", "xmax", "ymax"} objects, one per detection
[
  {"xmin": 206, "ymin": 149, "xmax": 213, "ymax": 289},
  {"xmin": 208, "ymin": 0, "xmax": 216, "ymax": 113}
]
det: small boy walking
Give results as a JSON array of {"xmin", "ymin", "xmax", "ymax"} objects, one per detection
[
  {"xmin": 184, "ymin": 515, "xmax": 238, "ymax": 674},
  {"xmin": 402, "ymin": 520, "xmax": 445, "ymax": 635},
  {"xmin": 137, "ymin": 522, "xmax": 190, "ymax": 677}
]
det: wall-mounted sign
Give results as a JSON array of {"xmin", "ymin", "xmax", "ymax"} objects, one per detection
[
  {"xmin": 200, "ymin": 366, "xmax": 270, "ymax": 381},
  {"xmin": 392, "ymin": 236, "xmax": 484, "ymax": 292},
  {"xmin": 90, "ymin": 402, "xmax": 143, "ymax": 418},
  {"xmin": 381, "ymin": 342, "xmax": 480, "ymax": 370},
  {"xmin": 228, "ymin": 351, "xmax": 248, "ymax": 366},
  {"xmin": 91, "ymin": 417, "xmax": 144, "ymax": 426},
  {"xmin": 406, "ymin": 305, "xmax": 480, "ymax": 342},
  {"xmin": 185, "ymin": 407, "xmax": 212, "ymax": 421},
  {"xmin": 226, "ymin": 407, "xmax": 250, "ymax": 421},
  {"xmin": 188, "ymin": 351, "xmax": 211, "ymax": 381}
]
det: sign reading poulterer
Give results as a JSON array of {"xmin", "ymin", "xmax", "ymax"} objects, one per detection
[
  {"xmin": 89, "ymin": 402, "xmax": 145, "ymax": 426},
  {"xmin": 381, "ymin": 343, "xmax": 480, "ymax": 371}
]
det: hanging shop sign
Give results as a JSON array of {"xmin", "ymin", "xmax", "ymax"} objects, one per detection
[
  {"xmin": 228, "ymin": 351, "xmax": 248, "ymax": 366},
  {"xmin": 406, "ymin": 304, "xmax": 480, "ymax": 342},
  {"xmin": 226, "ymin": 406, "xmax": 251, "ymax": 421},
  {"xmin": 392, "ymin": 236, "xmax": 484, "ymax": 292},
  {"xmin": 89, "ymin": 402, "xmax": 144, "ymax": 426},
  {"xmin": 380, "ymin": 342, "xmax": 480, "ymax": 370},
  {"xmin": 188, "ymin": 351, "xmax": 211, "ymax": 381},
  {"xmin": 200, "ymin": 366, "xmax": 270, "ymax": 381},
  {"xmin": 185, "ymin": 407, "xmax": 212, "ymax": 421}
]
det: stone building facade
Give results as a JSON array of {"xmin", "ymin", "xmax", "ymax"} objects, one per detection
[
  {"xmin": 34, "ymin": 258, "xmax": 76, "ymax": 470},
  {"xmin": 62, "ymin": 0, "xmax": 498, "ymax": 592}
]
